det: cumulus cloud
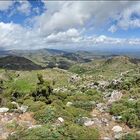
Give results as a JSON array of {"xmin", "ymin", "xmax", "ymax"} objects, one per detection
[
  {"xmin": 36, "ymin": 1, "xmax": 140, "ymax": 35},
  {"xmin": 46, "ymin": 28, "xmax": 81, "ymax": 43},
  {"xmin": 0, "ymin": 22, "xmax": 46, "ymax": 50},
  {"xmin": 17, "ymin": 0, "xmax": 31, "ymax": 15},
  {"xmin": 0, "ymin": 1, "xmax": 14, "ymax": 11},
  {"xmin": 0, "ymin": 22, "xmax": 140, "ymax": 50},
  {"xmin": 108, "ymin": 2, "xmax": 140, "ymax": 32},
  {"xmin": 0, "ymin": 1, "xmax": 140, "ymax": 50},
  {"xmin": 0, "ymin": 0, "xmax": 32, "ymax": 17}
]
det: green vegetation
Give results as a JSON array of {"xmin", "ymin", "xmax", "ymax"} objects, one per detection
[
  {"xmin": 8, "ymin": 123, "xmax": 99, "ymax": 140},
  {"xmin": 0, "ymin": 55, "xmax": 140, "ymax": 139},
  {"xmin": 110, "ymin": 100, "xmax": 140, "ymax": 128}
]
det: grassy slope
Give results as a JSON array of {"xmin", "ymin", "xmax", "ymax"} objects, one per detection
[
  {"xmin": 0, "ymin": 56, "xmax": 140, "ymax": 139},
  {"xmin": 0, "ymin": 68, "xmax": 72, "ymax": 94},
  {"xmin": 69, "ymin": 56, "xmax": 137, "ymax": 80}
]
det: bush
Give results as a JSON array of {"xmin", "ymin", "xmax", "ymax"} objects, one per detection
[
  {"xmin": 34, "ymin": 106, "xmax": 57, "ymax": 124},
  {"xmin": 23, "ymin": 99, "xmax": 46, "ymax": 112},
  {"xmin": 110, "ymin": 99, "xmax": 140, "ymax": 128},
  {"xmin": 85, "ymin": 89, "xmax": 103, "ymax": 102},
  {"xmin": 122, "ymin": 133, "xmax": 137, "ymax": 140},
  {"xmin": 51, "ymin": 101, "xmax": 90, "ymax": 122},
  {"xmin": 7, "ymin": 124, "xmax": 64, "ymax": 140},
  {"xmin": 8, "ymin": 123, "xmax": 100, "ymax": 140},
  {"xmin": 31, "ymin": 81, "xmax": 53, "ymax": 103},
  {"xmin": 64, "ymin": 122, "xmax": 100, "ymax": 140},
  {"xmin": 69, "ymin": 65, "xmax": 87, "ymax": 74},
  {"xmin": 110, "ymin": 103, "xmax": 127, "ymax": 115},
  {"xmin": 73, "ymin": 101, "xmax": 96, "ymax": 111},
  {"xmin": 6, "ymin": 101, "xmax": 17, "ymax": 110},
  {"xmin": 55, "ymin": 92, "xmax": 68, "ymax": 101}
]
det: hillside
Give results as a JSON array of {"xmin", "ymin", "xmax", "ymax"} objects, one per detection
[
  {"xmin": 69, "ymin": 56, "xmax": 139, "ymax": 80},
  {"xmin": 0, "ymin": 56, "xmax": 43, "ymax": 70},
  {"xmin": 0, "ymin": 49, "xmax": 90, "ymax": 69},
  {"xmin": 0, "ymin": 55, "xmax": 140, "ymax": 140}
]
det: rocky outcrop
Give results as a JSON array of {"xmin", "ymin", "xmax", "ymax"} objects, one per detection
[
  {"xmin": 0, "ymin": 107, "xmax": 9, "ymax": 113},
  {"xmin": 108, "ymin": 90, "xmax": 122, "ymax": 104}
]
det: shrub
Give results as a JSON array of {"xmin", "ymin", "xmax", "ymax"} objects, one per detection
[
  {"xmin": 34, "ymin": 106, "xmax": 57, "ymax": 124},
  {"xmin": 6, "ymin": 101, "xmax": 17, "ymax": 110},
  {"xmin": 69, "ymin": 65, "xmax": 87, "ymax": 74},
  {"xmin": 64, "ymin": 106, "xmax": 90, "ymax": 119},
  {"xmin": 51, "ymin": 101, "xmax": 90, "ymax": 122},
  {"xmin": 31, "ymin": 81, "xmax": 53, "ymax": 102},
  {"xmin": 110, "ymin": 99, "xmax": 140, "ymax": 128},
  {"xmin": 110, "ymin": 103, "xmax": 127, "ymax": 115},
  {"xmin": 64, "ymin": 122, "xmax": 100, "ymax": 140},
  {"xmin": 55, "ymin": 92, "xmax": 68, "ymax": 101},
  {"xmin": 122, "ymin": 133, "xmax": 137, "ymax": 140},
  {"xmin": 7, "ymin": 124, "xmax": 64, "ymax": 140},
  {"xmin": 23, "ymin": 99, "xmax": 46, "ymax": 112},
  {"xmin": 85, "ymin": 89, "xmax": 103, "ymax": 102},
  {"xmin": 73, "ymin": 101, "xmax": 96, "ymax": 111}
]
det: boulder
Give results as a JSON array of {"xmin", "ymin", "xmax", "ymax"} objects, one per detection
[
  {"xmin": 28, "ymin": 125, "xmax": 42, "ymax": 129},
  {"xmin": 112, "ymin": 116, "xmax": 122, "ymax": 121},
  {"xmin": 0, "ymin": 107, "xmax": 9, "ymax": 113},
  {"xmin": 92, "ymin": 118, "xmax": 102, "ymax": 127},
  {"xmin": 84, "ymin": 120, "xmax": 94, "ymax": 126},
  {"xmin": 114, "ymin": 133, "xmax": 123, "ymax": 139},
  {"xmin": 96, "ymin": 103, "xmax": 107, "ymax": 112},
  {"xmin": 108, "ymin": 91, "xmax": 122, "ymax": 103},
  {"xmin": 20, "ymin": 105, "xmax": 28, "ymax": 113},
  {"xmin": 57, "ymin": 117, "xmax": 64, "ymax": 123},
  {"xmin": 101, "ymin": 118, "xmax": 109, "ymax": 126},
  {"xmin": 77, "ymin": 117, "xmax": 94, "ymax": 126},
  {"xmin": 103, "ymin": 137, "xmax": 111, "ymax": 140},
  {"xmin": 112, "ymin": 125, "xmax": 122, "ymax": 133},
  {"xmin": 69, "ymin": 75, "xmax": 81, "ymax": 83},
  {"xmin": 98, "ymin": 81, "xmax": 109, "ymax": 87},
  {"xmin": 11, "ymin": 102, "xmax": 28, "ymax": 113},
  {"xmin": 66, "ymin": 102, "xmax": 73, "ymax": 107}
]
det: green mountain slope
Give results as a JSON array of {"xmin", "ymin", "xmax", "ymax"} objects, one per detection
[{"xmin": 0, "ymin": 56, "xmax": 43, "ymax": 70}]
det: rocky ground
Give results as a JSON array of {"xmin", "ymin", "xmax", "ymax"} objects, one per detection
[
  {"xmin": 90, "ymin": 107, "xmax": 133, "ymax": 139},
  {"xmin": 0, "ymin": 60, "xmax": 140, "ymax": 139},
  {"xmin": 0, "ymin": 112, "xmax": 36, "ymax": 139}
]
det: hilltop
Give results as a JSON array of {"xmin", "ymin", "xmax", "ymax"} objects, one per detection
[{"xmin": 69, "ymin": 56, "xmax": 139, "ymax": 80}]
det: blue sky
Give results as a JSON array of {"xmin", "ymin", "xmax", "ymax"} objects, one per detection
[{"xmin": 0, "ymin": 0, "xmax": 140, "ymax": 50}]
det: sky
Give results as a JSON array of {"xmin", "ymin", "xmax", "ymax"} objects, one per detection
[{"xmin": 0, "ymin": 0, "xmax": 140, "ymax": 50}]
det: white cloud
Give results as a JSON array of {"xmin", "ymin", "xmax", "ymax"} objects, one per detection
[
  {"xmin": 17, "ymin": 0, "xmax": 31, "ymax": 15},
  {"xmin": 0, "ymin": 22, "xmax": 45, "ymax": 50},
  {"xmin": 0, "ymin": 1, "xmax": 14, "ymax": 11},
  {"xmin": 45, "ymin": 28, "xmax": 81, "ymax": 43},
  {"xmin": 108, "ymin": 25, "xmax": 117, "ymax": 33},
  {"xmin": 108, "ymin": 2, "xmax": 140, "ymax": 32},
  {"xmin": 1, "ymin": 1, "xmax": 140, "ymax": 50},
  {"xmin": 0, "ymin": 0, "xmax": 31, "ymax": 16},
  {"xmin": 1, "ymin": 21, "xmax": 140, "ymax": 50},
  {"xmin": 36, "ymin": 1, "xmax": 139, "ymax": 35}
]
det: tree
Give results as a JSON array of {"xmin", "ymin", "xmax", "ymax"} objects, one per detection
[
  {"xmin": 32, "ymin": 74, "xmax": 53, "ymax": 103},
  {"xmin": 37, "ymin": 73, "xmax": 44, "ymax": 84}
]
